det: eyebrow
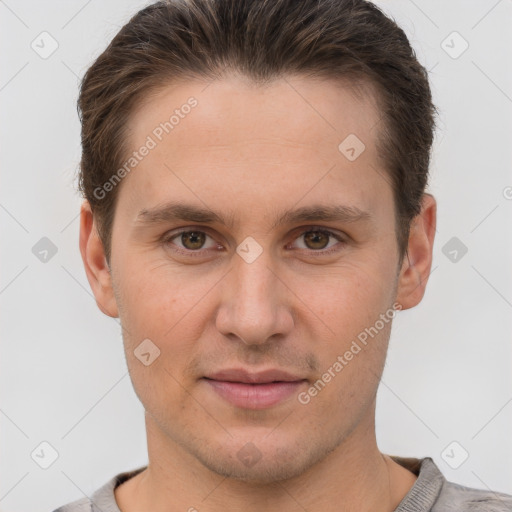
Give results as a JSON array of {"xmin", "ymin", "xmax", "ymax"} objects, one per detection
[{"xmin": 134, "ymin": 201, "xmax": 373, "ymax": 231}]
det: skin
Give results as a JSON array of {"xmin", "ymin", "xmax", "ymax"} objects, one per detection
[{"xmin": 80, "ymin": 73, "xmax": 436, "ymax": 512}]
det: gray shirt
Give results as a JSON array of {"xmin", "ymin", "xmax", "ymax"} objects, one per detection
[{"xmin": 52, "ymin": 456, "xmax": 512, "ymax": 511}]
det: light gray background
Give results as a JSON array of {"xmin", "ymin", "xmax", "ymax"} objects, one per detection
[{"xmin": 1, "ymin": 1, "xmax": 511, "ymax": 511}]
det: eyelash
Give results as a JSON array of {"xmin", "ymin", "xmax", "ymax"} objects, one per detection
[{"xmin": 160, "ymin": 227, "xmax": 346, "ymax": 258}]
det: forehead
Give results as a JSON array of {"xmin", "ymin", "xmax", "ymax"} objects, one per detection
[
  {"xmin": 127, "ymin": 73, "xmax": 381, "ymax": 156},
  {"xmin": 116, "ymin": 74, "xmax": 388, "ymax": 228}
]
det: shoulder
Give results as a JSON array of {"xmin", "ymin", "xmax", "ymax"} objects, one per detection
[
  {"xmin": 51, "ymin": 494, "xmax": 109, "ymax": 512},
  {"xmin": 51, "ymin": 465, "xmax": 147, "ymax": 512},
  {"xmin": 391, "ymin": 456, "xmax": 512, "ymax": 512},
  {"xmin": 433, "ymin": 479, "xmax": 512, "ymax": 512},
  {"xmin": 51, "ymin": 496, "xmax": 92, "ymax": 512}
]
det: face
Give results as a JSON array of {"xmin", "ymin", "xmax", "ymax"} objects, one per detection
[{"xmin": 81, "ymin": 74, "xmax": 434, "ymax": 484}]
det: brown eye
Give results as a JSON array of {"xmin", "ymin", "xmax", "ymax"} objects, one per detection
[
  {"xmin": 163, "ymin": 229, "xmax": 219, "ymax": 257},
  {"xmin": 291, "ymin": 228, "xmax": 345, "ymax": 256},
  {"xmin": 180, "ymin": 231, "xmax": 206, "ymax": 250},
  {"xmin": 303, "ymin": 230, "xmax": 330, "ymax": 250}
]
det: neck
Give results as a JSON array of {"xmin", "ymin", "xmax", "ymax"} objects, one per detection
[{"xmin": 115, "ymin": 407, "xmax": 417, "ymax": 512}]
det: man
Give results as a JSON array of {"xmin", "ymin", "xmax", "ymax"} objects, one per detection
[{"xmin": 53, "ymin": 0, "xmax": 512, "ymax": 511}]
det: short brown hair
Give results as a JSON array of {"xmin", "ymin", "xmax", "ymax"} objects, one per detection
[{"xmin": 77, "ymin": 0, "xmax": 437, "ymax": 266}]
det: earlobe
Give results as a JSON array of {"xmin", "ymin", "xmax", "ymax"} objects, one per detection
[
  {"xmin": 79, "ymin": 200, "xmax": 119, "ymax": 318},
  {"xmin": 395, "ymin": 193, "xmax": 437, "ymax": 310}
]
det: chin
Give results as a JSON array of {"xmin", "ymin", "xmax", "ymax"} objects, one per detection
[{"xmin": 187, "ymin": 434, "xmax": 333, "ymax": 485}]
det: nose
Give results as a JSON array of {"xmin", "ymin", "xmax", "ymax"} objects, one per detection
[{"xmin": 215, "ymin": 249, "xmax": 294, "ymax": 346}]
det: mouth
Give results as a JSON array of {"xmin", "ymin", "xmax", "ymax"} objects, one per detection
[
  {"xmin": 204, "ymin": 368, "xmax": 306, "ymax": 384},
  {"xmin": 202, "ymin": 368, "xmax": 308, "ymax": 409}
]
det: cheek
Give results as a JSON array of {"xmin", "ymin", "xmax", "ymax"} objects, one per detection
[
  {"xmin": 305, "ymin": 259, "xmax": 396, "ymax": 338},
  {"xmin": 303, "ymin": 309, "xmax": 392, "ymax": 422},
  {"xmin": 127, "ymin": 359, "xmax": 200, "ymax": 433},
  {"xmin": 116, "ymin": 254, "xmax": 217, "ymax": 338},
  {"xmin": 119, "ymin": 271, "xmax": 203, "ymax": 413},
  {"xmin": 114, "ymin": 261, "xmax": 212, "ymax": 401},
  {"xmin": 298, "ymin": 255, "xmax": 396, "ymax": 404}
]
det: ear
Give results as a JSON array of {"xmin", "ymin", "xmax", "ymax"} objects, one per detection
[
  {"xmin": 395, "ymin": 193, "xmax": 437, "ymax": 310},
  {"xmin": 79, "ymin": 200, "xmax": 119, "ymax": 318}
]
